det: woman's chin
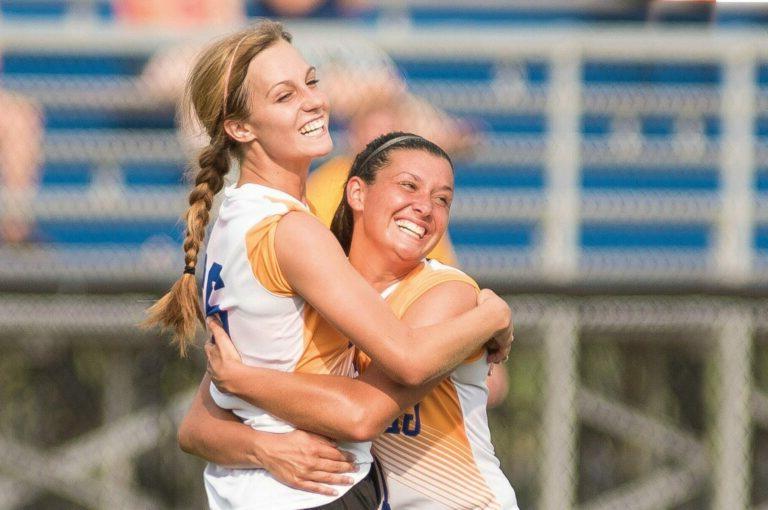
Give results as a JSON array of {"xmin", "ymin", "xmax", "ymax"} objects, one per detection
[
  {"xmin": 393, "ymin": 244, "xmax": 429, "ymax": 265},
  {"xmin": 309, "ymin": 133, "xmax": 333, "ymax": 157}
]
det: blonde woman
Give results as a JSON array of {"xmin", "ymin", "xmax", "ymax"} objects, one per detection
[{"xmin": 144, "ymin": 21, "xmax": 512, "ymax": 509}]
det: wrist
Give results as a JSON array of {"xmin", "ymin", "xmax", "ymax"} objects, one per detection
[
  {"xmin": 246, "ymin": 432, "xmax": 269, "ymax": 468},
  {"xmin": 217, "ymin": 363, "xmax": 247, "ymax": 396}
]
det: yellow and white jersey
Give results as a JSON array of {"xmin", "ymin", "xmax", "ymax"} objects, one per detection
[
  {"xmin": 202, "ymin": 183, "xmax": 373, "ymax": 510},
  {"xmin": 359, "ymin": 259, "xmax": 519, "ymax": 510}
]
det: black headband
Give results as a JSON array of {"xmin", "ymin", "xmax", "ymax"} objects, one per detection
[{"xmin": 357, "ymin": 135, "xmax": 425, "ymax": 171}]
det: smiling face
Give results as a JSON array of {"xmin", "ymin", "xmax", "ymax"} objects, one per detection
[
  {"xmin": 239, "ymin": 39, "xmax": 332, "ymax": 163},
  {"xmin": 351, "ymin": 149, "xmax": 454, "ymax": 266}
]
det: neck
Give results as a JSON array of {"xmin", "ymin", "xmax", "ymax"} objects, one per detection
[
  {"xmin": 348, "ymin": 234, "xmax": 420, "ymax": 293},
  {"xmin": 237, "ymin": 145, "xmax": 310, "ymax": 201}
]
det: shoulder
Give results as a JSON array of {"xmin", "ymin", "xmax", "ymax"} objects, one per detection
[
  {"xmin": 401, "ymin": 279, "xmax": 477, "ymax": 328},
  {"xmin": 418, "ymin": 259, "xmax": 479, "ymax": 292},
  {"xmin": 272, "ymin": 210, "xmax": 349, "ymax": 279},
  {"xmin": 273, "ymin": 209, "xmax": 335, "ymax": 246}
]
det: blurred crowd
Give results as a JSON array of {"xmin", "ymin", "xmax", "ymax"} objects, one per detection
[
  {"xmin": 0, "ymin": 0, "xmax": 472, "ymax": 251},
  {"xmin": 1, "ymin": 0, "xmax": 763, "ymax": 244}
]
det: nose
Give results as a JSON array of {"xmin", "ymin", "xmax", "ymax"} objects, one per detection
[
  {"xmin": 411, "ymin": 193, "xmax": 433, "ymax": 217},
  {"xmin": 301, "ymin": 86, "xmax": 327, "ymax": 113}
]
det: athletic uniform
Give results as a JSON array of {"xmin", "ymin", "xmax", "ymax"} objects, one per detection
[
  {"xmin": 358, "ymin": 259, "xmax": 519, "ymax": 510},
  {"xmin": 202, "ymin": 183, "xmax": 373, "ymax": 510}
]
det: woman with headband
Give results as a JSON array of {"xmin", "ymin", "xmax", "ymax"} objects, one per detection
[
  {"xmin": 186, "ymin": 131, "xmax": 519, "ymax": 509},
  {"xmin": 144, "ymin": 21, "xmax": 512, "ymax": 509}
]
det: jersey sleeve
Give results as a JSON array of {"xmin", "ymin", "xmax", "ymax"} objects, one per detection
[
  {"xmin": 394, "ymin": 268, "xmax": 484, "ymax": 364},
  {"xmin": 245, "ymin": 215, "xmax": 294, "ymax": 297}
]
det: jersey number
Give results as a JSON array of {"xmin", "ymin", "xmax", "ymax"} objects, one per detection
[
  {"xmin": 384, "ymin": 403, "xmax": 421, "ymax": 437},
  {"xmin": 205, "ymin": 262, "xmax": 230, "ymax": 334}
]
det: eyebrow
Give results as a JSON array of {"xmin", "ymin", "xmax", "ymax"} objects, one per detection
[
  {"xmin": 266, "ymin": 66, "xmax": 316, "ymax": 98},
  {"xmin": 397, "ymin": 171, "xmax": 454, "ymax": 192}
]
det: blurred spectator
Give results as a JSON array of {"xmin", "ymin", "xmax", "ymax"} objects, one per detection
[
  {"xmin": 114, "ymin": 0, "xmax": 248, "ymax": 147},
  {"xmin": 307, "ymin": 93, "xmax": 476, "ymax": 267},
  {"xmin": 113, "ymin": 0, "xmax": 245, "ymax": 28},
  {"xmin": 0, "ymin": 85, "xmax": 43, "ymax": 244},
  {"xmin": 647, "ymin": 0, "xmax": 715, "ymax": 23},
  {"xmin": 300, "ymin": 29, "xmax": 479, "ymax": 266},
  {"xmin": 256, "ymin": 0, "xmax": 371, "ymax": 18}
]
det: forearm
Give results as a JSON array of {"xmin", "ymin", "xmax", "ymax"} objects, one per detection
[
  {"xmin": 225, "ymin": 366, "xmax": 402, "ymax": 442},
  {"xmin": 386, "ymin": 303, "xmax": 499, "ymax": 386},
  {"xmin": 178, "ymin": 376, "xmax": 264, "ymax": 468}
]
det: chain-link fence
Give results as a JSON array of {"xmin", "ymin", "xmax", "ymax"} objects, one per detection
[{"xmin": 1, "ymin": 7, "xmax": 768, "ymax": 510}]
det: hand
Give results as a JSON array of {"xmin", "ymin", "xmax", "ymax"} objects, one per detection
[
  {"xmin": 205, "ymin": 317, "xmax": 244, "ymax": 394},
  {"xmin": 477, "ymin": 289, "xmax": 514, "ymax": 364},
  {"xmin": 258, "ymin": 429, "xmax": 359, "ymax": 497}
]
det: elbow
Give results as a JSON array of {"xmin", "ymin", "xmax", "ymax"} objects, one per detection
[
  {"xmin": 394, "ymin": 365, "xmax": 432, "ymax": 387},
  {"xmin": 347, "ymin": 408, "xmax": 387, "ymax": 442},
  {"xmin": 385, "ymin": 352, "xmax": 432, "ymax": 387},
  {"xmin": 177, "ymin": 421, "xmax": 196, "ymax": 456}
]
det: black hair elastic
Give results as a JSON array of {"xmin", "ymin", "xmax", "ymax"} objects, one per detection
[{"xmin": 183, "ymin": 266, "xmax": 196, "ymax": 275}]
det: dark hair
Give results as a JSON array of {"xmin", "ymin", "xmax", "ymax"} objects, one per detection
[{"xmin": 330, "ymin": 131, "xmax": 453, "ymax": 254}]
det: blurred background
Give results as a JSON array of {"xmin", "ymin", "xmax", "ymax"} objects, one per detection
[{"xmin": 1, "ymin": 0, "xmax": 768, "ymax": 508}]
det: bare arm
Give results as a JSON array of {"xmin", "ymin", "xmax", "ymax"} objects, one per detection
[
  {"xmin": 275, "ymin": 212, "xmax": 512, "ymax": 386},
  {"xmin": 178, "ymin": 374, "xmax": 357, "ymax": 495},
  {"xmin": 207, "ymin": 281, "xmax": 482, "ymax": 442}
]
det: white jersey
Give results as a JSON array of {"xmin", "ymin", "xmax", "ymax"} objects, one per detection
[
  {"xmin": 202, "ymin": 183, "xmax": 373, "ymax": 510},
  {"xmin": 359, "ymin": 260, "xmax": 519, "ymax": 510}
]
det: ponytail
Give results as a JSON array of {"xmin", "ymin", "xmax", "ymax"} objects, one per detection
[
  {"xmin": 143, "ymin": 20, "xmax": 291, "ymax": 356},
  {"xmin": 143, "ymin": 138, "xmax": 231, "ymax": 356}
]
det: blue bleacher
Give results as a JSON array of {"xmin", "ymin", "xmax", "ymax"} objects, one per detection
[
  {"xmin": 41, "ymin": 162, "xmax": 93, "ymax": 187},
  {"xmin": 407, "ymin": 6, "xmax": 646, "ymax": 26},
  {"xmin": 450, "ymin": 222, "xmax": 535, "ymax": 248},
  {"xmin": 758, "ymin": 170, "xmax": 768, "ymax": 192},
  {"xmin": 756, "ymin": 226, "xmax": 768, "ymax": 251},
  {"xmin": 581, "ymin": 167, "xmax": 719, "ymax": 191},
  {"xmin": 35, "ymin": 220, "xmax": 182, "ymax": 245},
  {"xmin": 453, "ymin": 165, "xmax": 543, "ymax": 189},
  {"xmin": 43, "ymin": 110, "xmax": 175, "ymax": 130},
  {"xmin": 123, "ymin": 164, "xmax": 187, "ymax": 187},
  {"xmin": 0, "ymin": 0, "xmax": 112, "ymax": 20},
  {"xmin": 2, "ymin": 53, "xmax": 145, "ymax": 76},
  {"xmin": 583, "ymin": 62, "xmax": 721, "ymax": 85},
  {"xmin": 581, "ymin": 224, "xmax": 710, "ymax": 250},
  {"xmin": 3, "ymin": 2, "xmax": 766, "ymax": 282}
]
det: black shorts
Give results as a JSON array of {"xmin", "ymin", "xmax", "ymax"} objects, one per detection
[{"xmin": 303, "ymin": 462, "xmax": 384, "ymax": 510}]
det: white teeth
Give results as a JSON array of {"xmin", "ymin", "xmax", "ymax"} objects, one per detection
[
  {"xmin": 395, "ymin": 219, "xmax": 426, "ymax": 239},
  {"xmin": 299, "ymin": 119, "xmax": 324, "ymax": 135}
]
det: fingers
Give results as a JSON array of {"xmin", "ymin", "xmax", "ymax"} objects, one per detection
[
  {"xmin": 305, "ymin": 470, "xmax": 355, "ymax": 486},
  {"xmin": 487, "ymin": 342, "xmax": 511, "ymax": 364},
  {"xmin": 477, "ymin": 288, "xmax": 495, "ymax": 304},
  {"xmin": 316, "ymin": 445, "xmax": 356, "ymax": 464},
  {"xmin": 206, "ymin": 317, "xmax": 226, "ymax": 342},
  {"xmin": 291, "ymin": 480, "xmax": 339, "ymax": 497},
  {"xmin": 314, "ymin": 458, "xmax": 358, "ymax": 475},
  {"xmin": 301, "ymin": 431, "xmax": 338, "ymax": 448},
  {"xmin": 205, "ymin": 318, "xmax": 243, "ymax": 362}
]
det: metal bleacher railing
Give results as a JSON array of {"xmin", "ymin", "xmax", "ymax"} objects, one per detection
[
  {"xmin": 2, "ymin": 15, "xmax": 768, "ymax": 510},
  {"xmin": 1, "ymin": 21, "xmax": 767, "ymax": 291}
]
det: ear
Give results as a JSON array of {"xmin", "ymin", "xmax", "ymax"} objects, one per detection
[
  {"xmin": 346, "ymin": 176, "xmax": 366, "ymax": 212},
  {"xmin": 223, "ymin": 119, "xmax": 257, "ymax": 144}
]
